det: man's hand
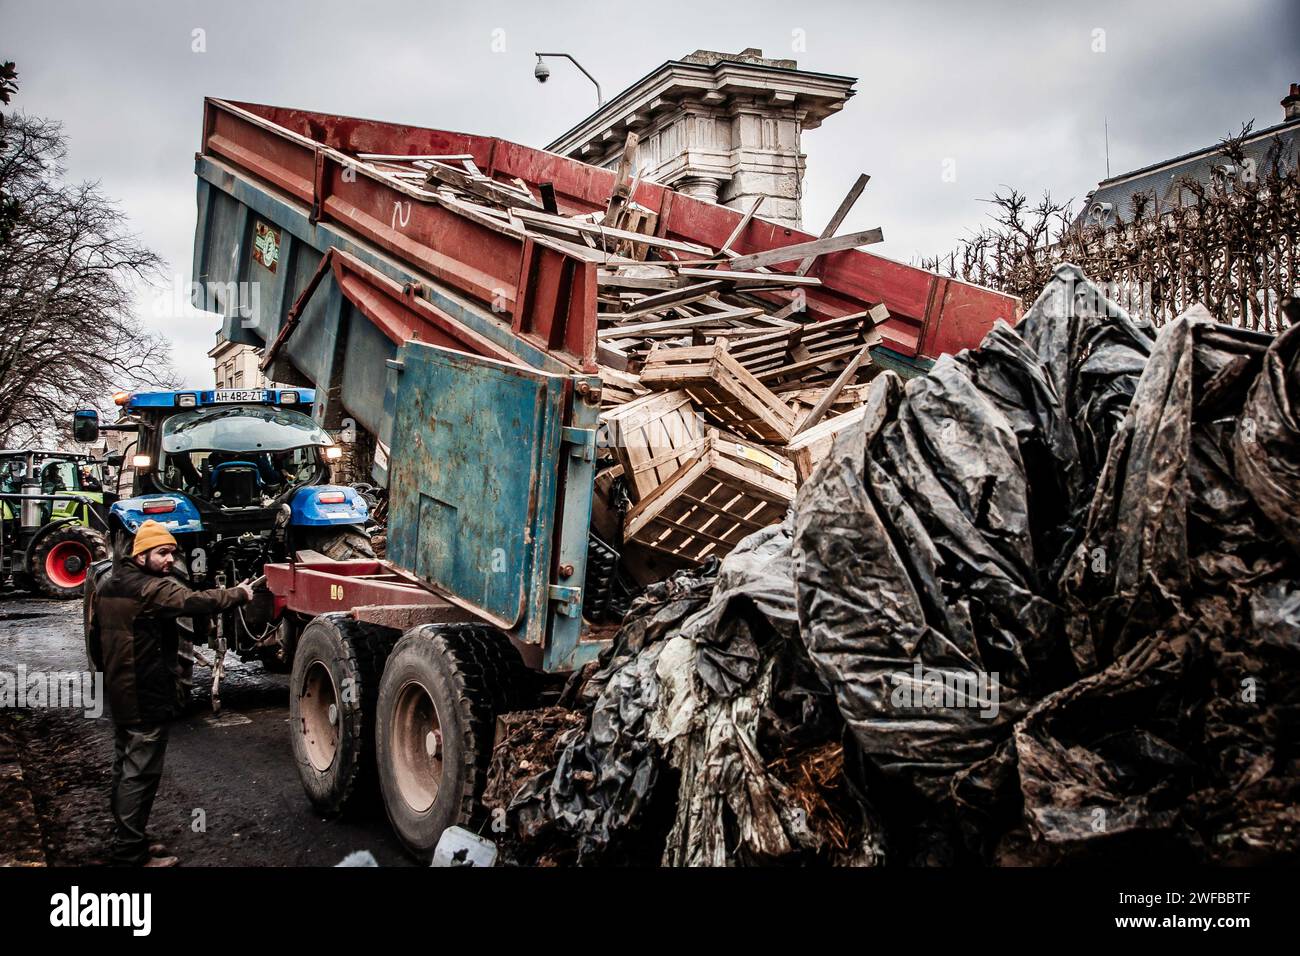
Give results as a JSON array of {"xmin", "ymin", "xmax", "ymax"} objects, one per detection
[{"xmin": 235, "ymin": 580, "xmax": 255, "ymax": 603}]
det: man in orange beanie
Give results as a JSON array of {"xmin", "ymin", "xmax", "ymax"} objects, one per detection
[{"xmin": 96, "ymin": 520, "xmax": 254, "ymax": 866}]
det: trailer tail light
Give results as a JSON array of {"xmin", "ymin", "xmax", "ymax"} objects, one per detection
[
  {"xmin": 317, "ymin": 491, "xmax": 346, "ymax": 504},
  {"xmin": 143, "ymin": 498, "xmax": 176, "ymax": 514},
  {"xmin": 324, "ymin": 445, "xmax": 343, "ymax": 461},
  {"xmin": 131, "ymin": 454, "xmax": 151, "ymax": 470}
]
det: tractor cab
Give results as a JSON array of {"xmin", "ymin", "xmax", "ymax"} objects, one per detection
[{"xmin": 0, "ymin": 449, "xmax": 112, "ymax": 598}]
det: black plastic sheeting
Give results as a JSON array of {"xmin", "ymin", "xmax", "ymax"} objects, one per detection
[{"xmin": 494, "ymin": 265, "xmax": 1300, "ymax": 864}]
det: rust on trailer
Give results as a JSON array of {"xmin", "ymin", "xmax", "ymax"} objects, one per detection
[
  {"xmin": 264, "ymin": 558, "xmax": 458, "ymax": 618},
  {"xmin": 199, "ymin": 97, "xmax": 1021, "ymax": 373},
  {"xmin": 350, "ymin": 604, "xmax": 478, "ymax": 630}
]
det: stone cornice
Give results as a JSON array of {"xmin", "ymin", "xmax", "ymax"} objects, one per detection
[{"xmin": 545, "ymin": 55, "xmax": 855, "ymax": 159}]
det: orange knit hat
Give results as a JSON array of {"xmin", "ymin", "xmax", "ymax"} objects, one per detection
[{"xmin": 132, "ymin": 519, "xmax": 178, "ymax": 557}]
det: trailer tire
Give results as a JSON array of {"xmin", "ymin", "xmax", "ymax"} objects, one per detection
[
  {"xmin": 305, "ymin": 525, "xmax": 375, "ymax": 561},
  {"xmin": 32, "ymin": 524, "xmax": 109, "ymax": 599},
  {"xmin": 290, "ymin": 613, "xmax": 399, "ymax": 817},
  {"xmin": 375, "ymin": 625, "xmax": 529, "ymax": 860}
]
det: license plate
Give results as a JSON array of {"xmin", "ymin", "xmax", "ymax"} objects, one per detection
[{"xmin": 213, "ymin": 389, "xmax": 268, "ymax": 404}]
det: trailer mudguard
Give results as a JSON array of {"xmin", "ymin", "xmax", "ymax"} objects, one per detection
[
  {"xmin": 110, "ymin": 495, "xmax": 205, "ymax": 534},
  {"xmin": 289, "ymin": 485, "xmax": 369, "ymax": 526}
]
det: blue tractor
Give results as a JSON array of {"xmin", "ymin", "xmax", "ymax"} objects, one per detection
[{"xmin": 75, "ymin": 387, "xmax": 372, "ymax": 670}]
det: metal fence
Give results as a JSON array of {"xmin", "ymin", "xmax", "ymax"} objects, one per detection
[{"xmin": 924, "ymin": 149, "xmax": 1299, "ymax": 333}]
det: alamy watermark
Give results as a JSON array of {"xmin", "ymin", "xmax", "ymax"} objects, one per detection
[
  {"xmin": 888, "ymin": 662, "xmax": 1000, "ymax": 719},
  {"xmin": 152, "ymin": 274, "xmax": 262, "ymax": 327},
  {"xmin": 0, "ymin": 665, "xmax": 103, "ymax": 718}
]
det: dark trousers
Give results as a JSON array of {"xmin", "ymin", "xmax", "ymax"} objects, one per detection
[{"xmin": 110, "ymin": 722, "xmax": 169, "ymax": 866}]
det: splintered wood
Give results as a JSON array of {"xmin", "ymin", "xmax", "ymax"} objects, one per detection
[{"xmin": 344, "ymin": 146, "xmax": 891, "ymax": 567}]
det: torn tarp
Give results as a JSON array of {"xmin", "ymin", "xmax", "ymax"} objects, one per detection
[
  {"xmin": 792, "ymin": 265, "xmax": 1300, "ymax": 862},
  {"xmin": 489, "ymin": 264, "xmax": 1300, "ymax": 865}
]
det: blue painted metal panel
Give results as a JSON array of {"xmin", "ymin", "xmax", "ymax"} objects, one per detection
[
  {"xmin": 542, "ymin": 372, "xmax": 605, "ymax": 673},
  {"xmin": 289, "ymin": 485, "xmax": 369, "ymax": 526},
  {"xmin": 869, "ymin": 345, "xmax": 934, "ymax": 380},
  {"xmin": 385, "ymin": 342, "xmax": 565, "ymax": 640},
  {"xmin": 111, "ymin": 495, "xmax": 204, "ymax": 535}
]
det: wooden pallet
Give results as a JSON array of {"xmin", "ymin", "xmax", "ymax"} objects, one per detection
[
  {"xmin": 624, "ymin": 436, "xmax": 797, "ymax": 564},
  {"xmin": 600, "ymin": 390, "xmax": 707, "ymax": 502},
  {"xmin": 638, "ymin": 341, "xmax": 797, "ymax": 444}
]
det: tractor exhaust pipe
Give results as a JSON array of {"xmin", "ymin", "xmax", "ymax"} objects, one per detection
[{"xmin": 19, "ymin": 482, "xmax": 41, "ymax": 529}]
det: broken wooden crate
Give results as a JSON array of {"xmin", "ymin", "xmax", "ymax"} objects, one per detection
[
  {"xmin": 600, "ymin": 389, "xmax": 707, "ymax": 502},
  {"xmin": 638, "ymin": 341, "xmax": 797, "ymax": 444},
  {"xmin": 624, "ymin": 434, "xmax": 797, "ymax": 564},
  {"xmin": 783, "ymin": 404, "xmax": 870, "ymax": 483}
]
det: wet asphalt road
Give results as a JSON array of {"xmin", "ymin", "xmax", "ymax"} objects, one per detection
[{"xmin": 0, "ymin": 591, "xmax": 413, "ymax": 867}]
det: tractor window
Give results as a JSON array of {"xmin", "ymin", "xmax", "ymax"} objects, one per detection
[
  {"xmin": 161, "ymin": 405, "xmax": 333, "ymax": 454},
  {"xmin": 0, "ymin": 459, "xmax": 24, "ymax": 494},
  {"xmin": 39, "ymin": 461, "xmax": 77, "ymax": 494},
  {"xmin": 73, "ymin": 463, "xmax": 104, "ymax": 492},
  {"xmin": 160, "ymin": 445, "xmax": 324, "ymax": 504},
  {"xmin": 156, "ymin": 405, "xmax": 333, "ymax": 505}
]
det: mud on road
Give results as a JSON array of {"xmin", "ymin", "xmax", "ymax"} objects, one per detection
[{"xmin": 0, "ymin": 593, "xmax": 412, "ymax": 867}]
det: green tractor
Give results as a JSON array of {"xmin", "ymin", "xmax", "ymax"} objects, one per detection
[{"xmin": 0, "ymin": 449, "xmax": 113, "ymax": 598}]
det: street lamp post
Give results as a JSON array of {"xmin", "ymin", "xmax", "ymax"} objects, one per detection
[{"xmin": 533, "ymin": 52, "xmax": 603, "ymax": 108}]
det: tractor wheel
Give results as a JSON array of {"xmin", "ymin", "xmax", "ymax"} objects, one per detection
[
  {"xmin": 305, "ymin": 525, "xmax": 375, "ymax": 561},
  {"xmin": 83, "ymin": 557, "xmax": 114, "ymax": 671},
  {"xmin": 374, "ymin": 625, "xmax": 531, "ymax": 860},
  {"xmin": 289, "ymin": 613, "xmax": 399, "ymax": 817},
  {"xmin": 32, "ymin": 525, "xmax": 109, "ymax": 599}
]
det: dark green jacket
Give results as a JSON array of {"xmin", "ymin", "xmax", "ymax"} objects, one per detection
[{"xmin": 96, "ymin": 559, "xmax": 249, "ymax": 725}]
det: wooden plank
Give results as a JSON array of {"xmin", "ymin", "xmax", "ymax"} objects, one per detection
[
  {"xmin": 720, "ymin": 196, "xmax": 764, "ymax": 253},
  {"xmin": 783, "ymin": 405, "xmax": 870, "ymax": 483},
  {"xmin": 726, "ymin": 227, "xmax": 885, "ymax": 273},
  {"xmin": 793, "ymin": 344, "xmax": 872, "ymax": 435},
  {"xmin": 512, "ymin": 208, "xmax": 713, "ymax": 256},
  {"xmin": 796, "ymin": 173, "xmax": 870, "ymax": 275},
  {"xmin": 597, "ymin": 341, "xmax": 629, "ymax": 371},
  {"xmin": 604, "ymin": 133, "xmax": 639, "ymax": 233},
  {"xmin": 615, "ymin": 279, "xmax": 725, "ymax": 318},
  {"xmin": 596, "ymin": 272, "xmax": 682, "ymax": 291},
  {"xmin": 676, "ymin": 267, "xmax": 822, "ymax": 287},
  {"xmin": 423, "ymin": 160, "xmax": 544, "ymax": 210}
]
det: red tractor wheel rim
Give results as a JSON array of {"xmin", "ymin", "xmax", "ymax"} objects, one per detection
[{"xmin": 45, "ymin": 541, "xmax": 91, "ymax": 589}]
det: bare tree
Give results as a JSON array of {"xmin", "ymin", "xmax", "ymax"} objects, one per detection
[
  {"xmin": 919, "ymin": 188, "xmax": 1075, "ymax": 305},
  {"xmin": 0, "ymin": 104, "xmax": 177, "ymax": 446}
]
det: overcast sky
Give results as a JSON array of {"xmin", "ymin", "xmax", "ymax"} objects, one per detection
[{"xmin": 4, "ymin": 0, "xmax": 1297, "ymax": 385}]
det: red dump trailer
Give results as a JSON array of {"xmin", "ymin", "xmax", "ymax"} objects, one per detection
[{"xmin": 192, "ymin": 97, "xmax": 1021, "ymax": 858}]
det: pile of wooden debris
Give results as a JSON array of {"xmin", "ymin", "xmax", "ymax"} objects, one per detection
[{"xmin": 353, "ymin": 137, "xmax": 889, "ymax": 579}]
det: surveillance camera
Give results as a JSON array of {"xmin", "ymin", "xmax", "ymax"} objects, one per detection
[{"xmin": 534, "ymin": 58, "xmax": 550, "ymax": 83}]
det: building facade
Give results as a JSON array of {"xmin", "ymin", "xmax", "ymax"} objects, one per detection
[
  {"xmin": 208, "ymin": 331, "xmax": 273, "ymax": 390},
  {"xmin": 545, "ymin": 49, "xmax": 856, "ymax": 229}
]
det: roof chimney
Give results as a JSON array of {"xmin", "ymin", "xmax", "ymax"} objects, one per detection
[{"xmin": 1284, "ymin": 83, "xmax": 1300, "ymax": 122}]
